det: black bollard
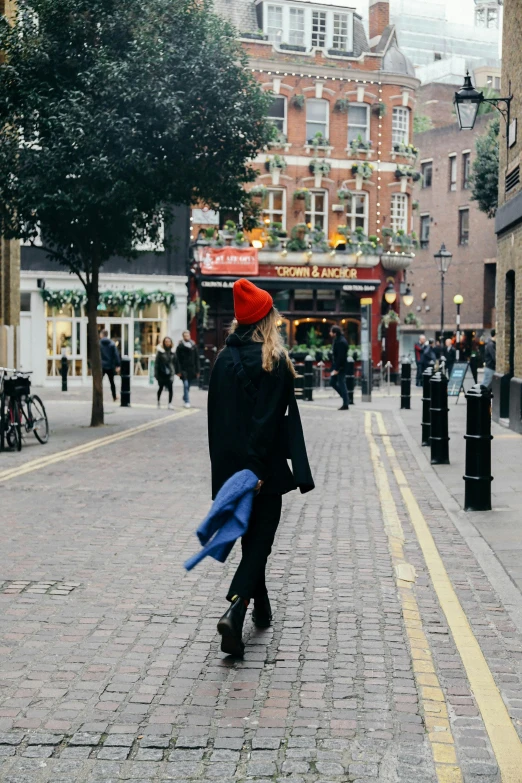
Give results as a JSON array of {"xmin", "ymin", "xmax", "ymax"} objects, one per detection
[
  {"xmin": 120, "ymin": 357, "xmax": 131, "ymax": 407},
  {"xmin": 463, "ymin": 384, "xmax": 493, "ymax": 511},
  {"xmin": 198, "ymin": 354, "xmax": 205, "ymax": 389},
  {"xmin": 430, "ymin": 371, "xmax": 450, "ymax": 464},
  {"xmin": 60, "ymin": 355, "xmax": 68, "ymax": 392},
  {"xmin": 303, "ymin": 355, "xmax": 314, "ymax": 402},
  {"xmin": 400, "ymin": 359, "xmax": 411, "ymax": 410},
  {"xmin": 421, "ymin": 365, "xmax": 434, "ymax": 446},
  {"xmin": 201, "ymin": 358, "xmax": 211, "ymax": 391},
  {"xmin": 346, "ymin": 356, "xmax": 355, "ymax": 405}
]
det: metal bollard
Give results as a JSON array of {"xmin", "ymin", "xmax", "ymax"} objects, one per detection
[
  {"xmin": 421, "ymin": 365, "xmax": 434, "ymax": 446},
  {"xmin": 429, "ymin": 371, "xmax": 450, "ymax": 464},
  {"xmin": 346, "ymin": 356, "xmax": 355, "ymax": 405},
  {"xmin": 60, "ymin": 354, "xmax": 68, "ymax": 392},
  {"xmin": 120, "ymin": 356, "xmax": 131, "ymax": 407},
  {"xmin": 201, "ymin": 358, "xmax": 211, "ymax": 391},
  {"xmin": 400, "ymin": 359, "xmax": 411, "ymax": 410},
  {"xmin": 303, "ymin": 355, "xmax": 314, "ymax": 402},
  {"xmin": 463, "ymin": 384, "xmax": 493, "ymax": 511}
]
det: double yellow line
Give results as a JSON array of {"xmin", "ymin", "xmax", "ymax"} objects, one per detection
[{"xmin": 0, "ymin": 409, "xmax": 198, "ymax": 484}]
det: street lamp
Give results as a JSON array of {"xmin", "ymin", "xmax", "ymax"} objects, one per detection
[
  {"xmin": 402, "ymin": 286, "xmax": 414, "ymax": 307},
  {"xmin": 454, "ymin": 72, "xmax": 513, "ymax": 153},
  {"xmin": 384, "ymin": 280, "xmax": 397, "ymax": 305},
  {"xmin": 453, "ymin": 294, "xmax": 463, "ymax": 361},
  {"xmin": 434, "ymin": 243, "xmax": 453, "ymax": 339}
]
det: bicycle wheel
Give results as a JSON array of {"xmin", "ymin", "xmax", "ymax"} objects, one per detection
[
  {"xmin": 6, "ymin": 399, "xmax": 22, "ymax": 452},
  {"xmin": 30, "ymin": 395, "xmax": 49, "ymax": 444}
]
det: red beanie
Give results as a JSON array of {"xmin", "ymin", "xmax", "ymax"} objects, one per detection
[{"xmin": 233, "ymin": 279, "xmax": 273, "ymax": 325}]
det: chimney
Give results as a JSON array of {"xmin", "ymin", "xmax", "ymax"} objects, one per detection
[{"xmin": 369, "ymin": 0, "xmax": 390, "ymax": 41}]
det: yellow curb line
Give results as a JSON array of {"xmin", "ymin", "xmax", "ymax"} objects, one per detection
[
  {"xmin": 364, "ymin": 412, "xmax": 463, "ymax": 783},
  {"xmin": 0, "ymin": 409, "xmax": 199, "ymax": 483},
  {"xmin": 374, "ymin": 410, "xmax": 522, "ymax": 783}
]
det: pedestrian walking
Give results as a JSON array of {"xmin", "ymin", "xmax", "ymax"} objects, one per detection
[
  {"xmin": 208, "ymin": 278, "xmax": 314, "ymax": 657},
  {"xmin": 469, "ymin": 337, "xmax": 480, "ymax": 384},
  {"xmin": 420, "ymin": 338, "xmax": 436, "ymax": 374},
  {"xmin": 330, "ymin": 325, "xmax": 349, "ymax": 410},
  {"xmin": 414, "ymin": 335, "xmax": 426, "ymax": 386},
  {"xmin": 443, "ymin": 338, "xmax": 456, "ymax": 377},
  {"xmin": 99, "ymin": 330, "xmax": 121, "ymax": 402},
  {"xmin": 154, "ymin": 336, "xmax": 177, "ymax": 409},
  {"xmin": 176, "ymin": 330, "xmax": 200, "ymax": 409},
  {"xmin": 483, "ymin": 329, "xmax": 496, "ymax": 388}
]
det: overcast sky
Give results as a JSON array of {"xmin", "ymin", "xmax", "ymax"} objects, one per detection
[{"xmin": 353, "ymin": 0, "xmax": 478, "ymax": 26}]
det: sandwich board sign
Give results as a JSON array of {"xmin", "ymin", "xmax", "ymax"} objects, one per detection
[{"xmin": 448, "ymin": 362, "xmax": 471, "ymax": 402}]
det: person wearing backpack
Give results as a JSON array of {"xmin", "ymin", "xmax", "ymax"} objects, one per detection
[{"xmin": 208, "ymin": 279, "xmax": 314, "ymax": 657}]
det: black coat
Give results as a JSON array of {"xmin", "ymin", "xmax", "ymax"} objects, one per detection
[
  {"xmin": 444, "ymin": 345, "xmax": 456, "ymax": 374},
  {"xmin": 420, "ymin": 343, "xmax": 436, "ymax": 371},
  {"xmin": 176, "ymin": 340, "xmax": 200, "ymax": 381},
  {"xmin": 484, "ymin": 338, "xmax": 496, "ymax": 370},
  {"xmin": 100, "ymin": 338, "xmax": 120, "ymax": 371},
  {"xmin": 332, "ymin": 335, "xmax": 348, "ymax": 372},
  {"xmin": 154, "ymin": 346, "xmax": 177, "ymax": 382},
  {"xmin": 208, "ymin": 328, "xmax": 314, "ymax": 500}
]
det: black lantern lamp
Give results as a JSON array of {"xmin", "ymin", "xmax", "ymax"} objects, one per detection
[
  {"xmin": 455, "ymin": 71, "xmax": 513, "ymax": 152},
  {"xmin": 402, "ymin": 286, "xmax": 414, "ymax": 307}
]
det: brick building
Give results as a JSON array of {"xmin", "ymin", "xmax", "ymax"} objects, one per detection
[
  {"xmin": 401, "ymin": 113, "xmax": 497, "ymax": 356},
  {"xmin": 493, "ymin": 0, "xmax": 522, "ymax": 429},
  {"xmin": 192, "ymin": 0, "xmax": 420, "ymax": 371}
]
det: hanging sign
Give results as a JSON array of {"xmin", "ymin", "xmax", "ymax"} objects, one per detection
[{"xmin": 200, "ymin": 247, "xmax": 259, "ymax": 276}]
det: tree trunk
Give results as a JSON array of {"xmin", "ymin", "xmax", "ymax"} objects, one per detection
[{"xmin": 86, "ymin": 267, "xmax": 104, "ymax": 427}]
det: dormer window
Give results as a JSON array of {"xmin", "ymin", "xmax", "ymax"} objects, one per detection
[{"xmin": 259, "ymin": 1, "xmax": 353, "ymax": 53}]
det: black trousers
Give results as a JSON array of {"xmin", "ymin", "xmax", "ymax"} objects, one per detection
[
  {"xmin": 103, "ymin": 368, "xmax": 117, "ymax": 401},
  {"xmin": 157, "ymin": 380, "xmax": 173, "ymax": 403},
  {"xmin": 227, "ymin": 493, "xmax": 282, "ymax": 602},
  {"xmin": 331, "ymin": 371, "xmax": 349, "ymax": 407}
]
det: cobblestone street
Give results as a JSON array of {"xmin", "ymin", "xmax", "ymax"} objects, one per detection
[{"xmin": 0, "ymin": 386, "xmax": 521, "ymax": 782}]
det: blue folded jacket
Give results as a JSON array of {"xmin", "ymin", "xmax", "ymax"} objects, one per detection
[{"xmin": 184, "ymin": 469, "xmax": 259, "ymax": 571}]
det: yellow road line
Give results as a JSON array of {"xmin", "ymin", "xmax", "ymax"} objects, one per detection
[
  {"xmin": 0, "ymin": 409, "xmax": 198, "ymax": 483},
  {"xmin": 365, "ymin": 412, "xmax": 462, "ymax": 783},
  {"xmin": 374, "ymin": 411, "xmax": 522, "ymax": 783}
]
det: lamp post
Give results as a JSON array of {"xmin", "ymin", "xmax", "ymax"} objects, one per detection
[
  {"xmin": 434, "ymin": 244, "xmax": 453, "ymax": 339},
  {"xmin": 454, "ymin": 294, "xmax": 463, "ymax": 361},
  {"xmin": 454, "ymin": 72, "xmax": 513, "ymax": 154}
]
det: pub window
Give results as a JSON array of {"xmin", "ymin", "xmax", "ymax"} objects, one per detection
[
  {"xmin": 459, "ymin": 208, "xmax": 469, "ymax": 245},
  {"xmin": 348, "ymin": 104, "xmax": 369, "ymax": 144},
  {"xmin": 289, "ymin": 7, "xmax": 305, "ymax": 47},
  {"xmin": 267, "ymin": 95, "xmax": 287, "ymax": 134},
  {"xmin": 392, "ymin": 107, "xmax": 409, "ymax": 147},
  {"xmin": 449, "ymin": 155, "xmax": 457, "ymax": 191},
  {"xmin": 294, "ymin": 289, "xmax": 315, "ymax": 311},
  {"xmin": 390, "ymin": 193, "xmax": 408, "ymax": 233},
  {"xmin": 312, "ymin": 10, "xmax": 327, "ymax": 48},
  {"xmin": 316, "ymin": 289, "xmax": 336, "ymax": 312},
  {"xmin": 462, "ymin": 152, "xmax": 471, "ymax": 189},
  {"xmin": 420, "ymin": 214, "xmax": 430, "ymax": 248},
  {"xmin": 305, "ymin": 191, "xmax": 328, "ymax": 232},
  {"xmin": 266, "ymin": 4, "xmax": 283, "ymax": 42},
  {"xmin": 306, "ymin": 99, "xmax": 328, "ymax": 143},
  {"xmin": 346, "ymin": 192, "xmax": 368, "ymax": 234},
  {"xmin": 261, "ymin": 188, "xmax": 285, "ymax": 228},
  {"xmin": 421, "ymin": 161, "xmax": 432, "ymax": 188}
]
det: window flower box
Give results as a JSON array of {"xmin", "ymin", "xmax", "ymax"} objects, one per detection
[{"xmin": 280, "ymin": 42, "xmax": 307, "ymax": 52}]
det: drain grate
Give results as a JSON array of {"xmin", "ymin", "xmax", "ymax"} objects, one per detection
[{"xmin": 0, "ymin": 580, "xmax": 80, "ymax": 595}]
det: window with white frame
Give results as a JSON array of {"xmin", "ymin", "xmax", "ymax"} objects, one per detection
[
  {"xmin": 392, "ymin": 107, "xmax": 409, "ymax": 147},
  {"xmin": 267, "ymin": 95, "xmax": 286, "ymax": 134},
  {"xmin": 134, "ymin": 219, "xmax": 165, "ymax": 251},
  {"xmin": 306, "ymin": 99, "xmax": 328, "ymax": 142},
  {"xmin": 332, "ymin": 13, "xmax": 349, "ymax": 50},
  {"xmin": 449, "ymin": 155, "xmax": 457, "ymax": 191},
  {"xmin": 311, "ymin": 10, "xmax": 326, "ymax": 47},
  {"xmin": 346, "ymin": 192, "xmax": 368, "ymax": 233},
  {"xmin": 305, "ymin": 191, "xmax": 328, "ymax": 232},
  {"xmin": 289, "ymin": 7, "xmax": 305, "ymax": 46},
  {"xmin": 266, "ymin": 4, "xmax": 283, "ymax": 42},
  {"xmin": 261, "ymin": 189, "xmax": 285, "ymax": 227},
  {"xmin": 390, "ymin": 193, "xmax": 408, "ymax": 233},
  {"xmin": 348, "ymin": 104, "xmax": 369, "ymax": 144},
  {"xmin": 420, "ymin": 214, "xmax": 430, "ymax": 248}
]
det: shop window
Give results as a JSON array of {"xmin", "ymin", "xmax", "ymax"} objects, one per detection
[
  {"xmin": 420, "ymin": 214, "xmax": 430, "ymax": 248},
  {"xmin": 449, "ymin": 155, "xmax": 457, "ymax": 191},
  {"xmin": 390, "ymin": 193, "xmax": 408, "ymax": 233},
  {"xmin": 46, "ymin": 314, "xmax": 83, "ymax": 377},
  {"xmin": 462, "ymin": 152, "xmax": 471, "ymax": 189},
  {"xmin": 273, "ymin": 290, "xmax": 290, "ymax": 311},
  {"xmin": 306, "ymin": 99, "xmax": 328, "ymax": 143},
  {"xmin": 346, "ymin": 192, "xmax": 368, "ymax": 234},
  {"xmin": 348, "ymin": 104, "xmax": 369, "ymax": 144},
  {"xmin": 316, "ymin": 289, "xmax": 336, "ymax": 312},
  {"xmin": 20, "ymin": 293, "xmax": 31, "ymax": 312},
  {"xmin": 267, "ymin": 4, "xmax": 283, "ymax": 42},
  {"xmin": 392, "ymin": 107, "xmax": 409, "ymax": 147},
  {"xmin": 267, "ymin": 95, "xmax": 286, "ymax": 134},
  {"xmin": 421, "ymin": 161, "xmax": 432, "ymax": 188},
  {"xmin": 312, "ymin": 10, "xmax": 326, "ymax": 47},
  {"xmin": 294, "ymin": 289, "xmax": 315, "ymax": 311},
  {"xmin": 305, "ymin": 191, "xmax": 328, "ymax": 232},
  {"xmin": 332, "ymin": 13, "xmax": 349, "ymax": 50},
  {"xmin": 289, "ymin": 7, "xmax": 305, "ymax": 46},
  {"xmin": 458, "ymin": 208, "xmax": 469, "ymax": 245},
  {"xmin": 261, "ymin": 189, "xmax": 285, "ymax": 228}
]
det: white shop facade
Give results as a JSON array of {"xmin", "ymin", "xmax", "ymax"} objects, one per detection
[{"xmin": 19, "ymin": 270, "xmax": 188, "ymax": 387}]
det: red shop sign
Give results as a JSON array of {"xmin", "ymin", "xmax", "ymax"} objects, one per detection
[{"xmin": 200, "ymin": 247, "xmax": 259, "ymax": 276}]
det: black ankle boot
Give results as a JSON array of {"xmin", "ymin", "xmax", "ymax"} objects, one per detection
[
  {"xmin": 252, "ymin": 593, "xmax": 272, "ymax": 628},
  {"xmin": 217, "ymin": 596, "xmax": 247, "ymax": 657}
]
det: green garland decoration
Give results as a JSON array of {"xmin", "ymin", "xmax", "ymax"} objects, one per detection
[{"xmin": 41, "ymin": 288, "xmax": 176, "ymax": 311}]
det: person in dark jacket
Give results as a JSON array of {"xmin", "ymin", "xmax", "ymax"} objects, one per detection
[
  {"xmin": 154, "ymin": 336, "xmax": 178, "ymax": 409},
  {"xmin": 483, "ymin": 329, "xmax": 496, "ymax": 388},
  {"xmin": 176, "ymin": 331, "xmax": 200, "ymax": 409},
  {"xmin": 443, "ymin": 338, "xmax": 456, "ymax": 377},
  {"xmin": 330, "ymin": 325, "xmax": 349, "ymax": 410},
  {"xmin": 99, "ymin": 330, "xmax": 121, "ymax": 402},
  {"xmin": 419, "ymin": 338, "xmax": 436, "ymax": 374},
  {"xmin": 208, "ymin": 278, "xmax": 314, "ymax": 657},
  {"xmin": 415, "ymin": 335, "xmax": 426, "ymax": 386}
]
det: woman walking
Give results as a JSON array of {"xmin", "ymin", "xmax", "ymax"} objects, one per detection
[
  {"xmin": 208, "ymin": 279, "xmax": 314, "ymax": 657},
  {"xmin": 176, "ymin": 331, "xmax": 200, "ymax": 409},
  {"xmin": 154, "ymin": 336, "xmax": 177, "ymax": 409}
]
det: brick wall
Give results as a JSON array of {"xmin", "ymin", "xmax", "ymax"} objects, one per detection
[
  {"xmin": 416, "ymin": 83, "xmax": 460, "ymax": 130},
  {"xmin": 369, "ymin": 1, "xmax": 390, "ymax": 41}
]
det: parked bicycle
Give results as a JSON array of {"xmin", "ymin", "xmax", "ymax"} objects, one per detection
[{"xmin": 0, "ymin": 369, "xmax": 49, "ymax": 452}]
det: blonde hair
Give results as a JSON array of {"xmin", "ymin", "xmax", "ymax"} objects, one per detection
[{"xmin": 230, "ymin": 307, "xmax": 296, "ymax": 376}]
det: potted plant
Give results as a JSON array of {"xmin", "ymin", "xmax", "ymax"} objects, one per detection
[
  {"xmin": 294, "ymin": 188, "xmax": 311, "ymax": 208},
  {"xmin": 404, "ymin": 312, "xmax": 422, "ymax": 327},
  {"xmin": 337, "ymin": 187, "xmax": 351, "ymax": 203},
  {"xmin": 280, "ymin": 41, "xmax": 306, "ymax": 52},
  {"xmin": 309, "ymin": 158, "xmax": 331, "ymax": 187},
  {"xmin": 381, "ymin": 310, "xmax": 400, "ymax": 328},
  {"xmin": 349, "ymin": 135, "xmax": 372, "ymax": 157},
  {"xmin": 241, "ymin": 29, "xmax": 267, "ymax": 40},
  {"xmin": 234, "ymin": 231, "xmax": 247, "ymax": 247},
  {"xmin": 351, "ymin": 161, "xmax": 373, "ymax": 190},
  {"xmin": 265, "ymin": 154, "xmax": 287, "ymax": 184},
  {"xmin": 292, "ymin": 94, "xmax": 305, "ymax": 109},
  {"xmin": 309, "ymin": 130, "xmax": 330, "ymax": 148},
  {"xmin": 372, "ymin": 102, "xmax": 386, "ymax": 118},
  {"xmin": 250, "ymin": 184, "xmax": 268, "ymax": 199},
  {"xmin": 310, "ymin": 226, "xmax": 329, "ymax": 253},
  {"xmin": 335, "ymin": 98, "xmax": 349, "ymax": 114},
  {"xmin": 287, "ymin": 223, "xmax": 309, "ymax": 251}
]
